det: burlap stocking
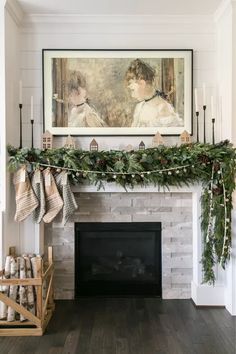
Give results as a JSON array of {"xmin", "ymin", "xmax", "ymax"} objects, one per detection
[
  {"xmin": 13, "ymin": 166, "xmax": 39, "ymax": 222},
  {"xmin": 43, "ymin": 168, "xmax": 63, "ymax": 223},
  {"xmin": 31, "ymin": 169, "xmax": 45, "ymax": 223},
  {"xmin": 55, "ymin": 171, "xmax": 78, "ymax": 225}
]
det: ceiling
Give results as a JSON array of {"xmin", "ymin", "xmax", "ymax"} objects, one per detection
[{"xmin": 17, "ymin": 0, "xmax": 223, "ymax": 16}]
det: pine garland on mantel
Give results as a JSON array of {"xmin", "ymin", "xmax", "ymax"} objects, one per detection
[{"xmin": 7, "ymin": 141, "xmax": 236, "ymax": 284}]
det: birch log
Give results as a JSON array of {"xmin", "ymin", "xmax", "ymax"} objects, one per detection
[
  {"xmin": 30, "ymin": 256, "xmax": 38, "ymax": 305},
  {"xmin": 7, "ymin": 257, "xmax": 18, "ymax": 321},
  {"xmin": 19, "ymin": 257, "xmax": 27, "ymax": 321},
  {"xmin": 0, "ymin": 255, "xmax": 11, "ymax": 319},
  {"xmin": 24, "ymin": 256, "xmax": 35, "ymax": 315},
  {"xmin": 15, "ymin": 257, "xmax": 21, "ymax": 321}
]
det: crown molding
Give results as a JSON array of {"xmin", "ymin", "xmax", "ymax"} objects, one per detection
[
  {"xmin": 22, "ymin": 13, "xmax": 214, "ymax": 26},
  {"xmin": 5, "ymin": 0, "xmax": 24, "ymax": 26}
]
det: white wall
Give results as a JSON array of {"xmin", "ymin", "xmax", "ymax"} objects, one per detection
[
  {"xmin": 215, "ymin": 2, "xmax": 232, "ymax": 141},
  {"xmin": 19, "ymin": 14, "xmax": 218, "ymax": 149},
  {"xmin": 232, "ymin": 1, "xmax": 236, "ymax": 146},
  {"xmin": 215, "ymin": 0, "xmax": 236, "ymax": 315},
  {"xmin": 3, "ymin": 6, "xmax": 21, "ymax": 256},
  {"xmin": 0, "ymin": 1, "xmax": 6, "ymax": 267}
]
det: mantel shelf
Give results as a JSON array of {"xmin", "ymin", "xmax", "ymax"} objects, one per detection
[{"xmin": 71, "ymin": 182, "xmax": 202, "ymax": 194}]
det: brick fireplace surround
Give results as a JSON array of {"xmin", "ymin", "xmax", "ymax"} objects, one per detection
[{"xmin": 45, "ymin": 184, "xmax": 226, "ymax": 306}]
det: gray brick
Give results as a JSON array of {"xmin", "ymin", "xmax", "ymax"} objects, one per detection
[
  {"xmin": 163, "ymin": 243, "xmax": 192, "ymax": 254},
  {"xmin": 54, "ymin": 274, "xmax": 74, "ymax": 290},
  {"xmin": 171, "ymin": 274, "xmax": 192, "ymax": 284},
  {"xmin": 78, "ymin": 205, "xmax": 112, "ymax": 213},
  {"xmin": 172, "ymin": 283, "xmax": 191, "ymax": 289},
  {"xmin": 54, "ymin": 289, "xmax": 74, "ymax": 300},
  {"xmin": 73, "ymin": 213, "xmax": 132, "ymax": 222},
  {"xmin": 52, "ymin": 243, "xmax": 74, "ymax": 261},
  {"xmin": 54, "ymin": 260, "xmax": 74, "ymax": 274}
]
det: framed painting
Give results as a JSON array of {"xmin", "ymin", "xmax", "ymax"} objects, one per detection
[{"xmin": 43, "ymin": 49, "xmax": 193, "ymax": 136}]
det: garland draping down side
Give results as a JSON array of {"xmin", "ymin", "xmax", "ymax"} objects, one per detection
[{"xmin": 7, "ymin": 141, "xmax": 236, "ymax": 284}]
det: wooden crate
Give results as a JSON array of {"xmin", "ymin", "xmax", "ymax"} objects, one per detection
[{"xmin": 0, "ymin": 246, "xmax": 54, "ymax": 336}]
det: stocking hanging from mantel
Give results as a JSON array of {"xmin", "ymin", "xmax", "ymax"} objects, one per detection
[
  {"xmin": 55, "ymin": 171, "xmax": 78, "ymax": 225},
  {"xmin": 31, "ymin": 169, "xmax": 45, "ymax": 224},
  {"xmin": 13, "ymin": 166, "xmax": 39, "ymax": 222},
  {"xmin": 43, "ymin": 168, "xmax": 63, "ymax": 223}
]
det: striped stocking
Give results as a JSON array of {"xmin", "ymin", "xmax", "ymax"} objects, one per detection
[
  {"xmin": 13, "ymin": 166, "xmax": 39, "ymax": 222},
  {"xmin": 55, "ymin": 171, "xmax": 78, "ymax": 225},
  {"xmin": 43, "ymin": 168, "xmax": 63, "ymax": 223},
  {"xmin": 31, "ymin": 169, "xmax": 46, "ymax": 223}
]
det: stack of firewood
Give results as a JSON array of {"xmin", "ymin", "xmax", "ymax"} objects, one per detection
[{"xmin": 0, "ymin": 254, "xmax": 44, "ymax": 322}]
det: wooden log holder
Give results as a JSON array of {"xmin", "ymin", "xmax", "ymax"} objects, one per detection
[{"xmin": 0, "ymin": 246, "xmax": 54, "ymax": 336}]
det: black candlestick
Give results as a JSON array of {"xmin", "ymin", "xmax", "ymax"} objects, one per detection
[
  {"xmin": 19, "ymin": 103, "xmax": 23, "ymax": 149},
  {"xmin": 212, "ymin": 118, "xmax": 215, "ymax": 145},
  {"xmin": 203, "ymin": 105, "xmax": 206, "ymax": 143},
  {"xmin": 196, "ymin": 111, "xmax": 199, "ymax": 143},
  {"xmin": 31, "ymin": 119, "xmax": 34, "ymax": 149}
]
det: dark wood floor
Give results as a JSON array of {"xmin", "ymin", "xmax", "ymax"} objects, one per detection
[{"xmin": 0, "ymin": 299, "xmax": 235, "ymax": 354}]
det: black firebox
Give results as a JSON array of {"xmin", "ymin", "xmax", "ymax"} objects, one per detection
[{"xmin": 75, "ymin": 222, "xmax": 161, "ymax": 297}]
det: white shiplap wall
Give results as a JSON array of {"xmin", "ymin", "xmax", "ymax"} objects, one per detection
[
  {"xmin": 4, "ymin": 7, "xmax": 22, "ymax": 257},
  {"xmin": 215, "ymin": 4, "xmax": 232, "ymax": 142},
  {"xmin": 19, "ymin": 15, "xmax": 217, "ymax": 149}
]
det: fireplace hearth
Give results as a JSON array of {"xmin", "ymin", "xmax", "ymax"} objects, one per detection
[{"xmin": 75, "ymin": 222, "xmax": 162, "ymax": 297}]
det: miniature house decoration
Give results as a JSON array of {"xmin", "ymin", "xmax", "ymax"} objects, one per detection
[
  {"xmin": 152, "ymin": 131, "xmax": 165, "ymax": 147},
  {"xmin": 139, "ymin": 141, "xmax": 145, "ymax": 150},
  {"xmin": 42, "ymin": 130, "xmax": 53, "ymax": 149},
  {"xmin": 180, "ymin": 130, "xmax": 191, "ymax": 144},
  {"xmin": 64, "ymin": 135, "xmax": 76, "ymax": 149},
  {"xmin": 90, "ymin": 139, "xmax": 98, "ymax": 151}
]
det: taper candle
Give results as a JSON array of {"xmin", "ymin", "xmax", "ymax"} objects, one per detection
[
  {"xmin": 19, "ymin": 81, "xmax": 22, "ymax": 104},
  {"xmin": 30, "ymin": 96, "xmax": 33, "ymax": 120},
  {"xmin": 194, "ymin": 88, "xmax": 198, "ymax": 112},
  {"xmin": 196, "ymin": 111, "xmax": 199, "ymax": 143},
  {"xmin": 211, "ymin": 96, "xmax": 214, "ymax": 118},
  {"xmin": 212, "ymin": 118, "xmax": 215, "ymax": 144},
  {"xmin": 203, "ymin": 83, "xmax": 206, "ymax": 106}
]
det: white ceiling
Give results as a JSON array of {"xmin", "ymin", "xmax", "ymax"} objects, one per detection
[{"xmin": 17, "ymin": 0, "xmax": 223, "ymax": 16}]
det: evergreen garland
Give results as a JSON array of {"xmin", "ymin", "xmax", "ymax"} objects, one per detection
[{"xmin": 7, "ymin": 141, "xmax": 236, "ymax": 284}]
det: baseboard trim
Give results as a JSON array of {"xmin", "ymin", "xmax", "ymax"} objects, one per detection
[
  {"xmin": 191, "ymin": 281, "xmax": 225, "ymax": 306},
  {"xmin": 190, "ymin": 298, "xmax": 225, "ymax": 309}
]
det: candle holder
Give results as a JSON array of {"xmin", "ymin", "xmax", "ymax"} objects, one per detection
[
  {"xmin": 31, "ymin": 119, "xmax": 34, "ymax": 149},
  {"xmin": 19, "ymin": 103, "xmax": 23, "ymax": 149},
  {"xmin": 203, "ymin": 105, "xmax": 206, "ymax": 143},
  {"xmin": 195, "ymin": 111, "xmax": 199, "ymax": 143},
  {"xmin": 212, "ymin": 118, "xmax": 215, "ymax": 145}
]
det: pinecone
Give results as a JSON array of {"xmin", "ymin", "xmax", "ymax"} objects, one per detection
[
  {"xmin": 97, "ymin": 159, "xmax": 106, "ymax": 167},
  {"xmin": 213, "ymin": 162, "xmax": 220, "ymax": 172},
  {"xmin": 160, "ymin": 158, "xmax": 168, "ymax": 165},
  {"xmin": 212, "ymin": 186, "xmax": 223, "ymax": 195},
  {"xmin": 198, "ymin": 154, "xmax": 209, "ymax": 164}
]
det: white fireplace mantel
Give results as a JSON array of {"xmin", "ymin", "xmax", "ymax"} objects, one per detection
[
  {"xmin": 35, "ymin": 182, "xmax": 236, "ymax": 314},
  {"xmin": 72, "ymin": 182, "xmax": 201, "ymax": 194}
]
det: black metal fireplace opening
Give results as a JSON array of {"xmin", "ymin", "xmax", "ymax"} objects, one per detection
[{"xmin": 75, "ymin": 222, "xmax": 162, "ymax": 297}]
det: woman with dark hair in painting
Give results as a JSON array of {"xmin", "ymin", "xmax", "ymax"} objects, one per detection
[
  {"xmin": 125, "ymin": 59, "xmax": 183, "ymax": 127},
  {"xmin": 68, "ymin": 71, "xmax": 106, "ymax": 127}
]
